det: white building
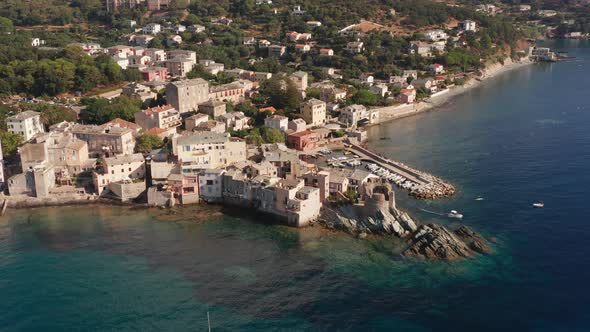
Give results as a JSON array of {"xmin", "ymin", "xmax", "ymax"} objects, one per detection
[
  {"xmin": 188, "ymin": 24, "xmax": 206, "ymax": 33},
  {"xmin": 459, "ymin": 20, "xmax": 477, "ymax": 32},
  {"xmin": 217, "ymin": 112, "xmax": 250, "ymax": 131},
  {"xmin": 339, "ymin": 104, "xmax": 368, "ymax": 127},
  {"xmin": 345, "ymin": 41, "xmax": 364, "ymax": 54},
  {"xmin": 31, "ymin": 38, "xmax": 45, "ymax": 47},
  {"xmin": 199, "ymin": 169, "xmax": 226, "ymax": 202},
  {"xmin": 165, "ymin": 57, "xmax": 195, "ymax": 77},
  {"xmin": 265, "ymin": 115, "xmax": 289, "ymax": 132},
  {"xmin": 142, "ymin": 23, "xmax": 162, "ymax": 35},
  {"xmin": 93, "ymin": 153, "xmax": 145, "ymax": 195},
  {"xmin": 172, "ymin": 132, "xmax": 247, "ymax": 173},
  {"xmin": 6, "ymin": 111, "xmax": 45, "ymax": 141},
  {"xmin": 424, "ymin": 29, "xmax": 448, "ymax": 41},
  {"xmin": 290, "ymin": 71, "xmax": 308, "ymax": 91}
]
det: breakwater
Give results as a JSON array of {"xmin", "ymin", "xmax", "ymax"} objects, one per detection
[{"xmin": 345, "ymin": 143, "xmax": 455, "ymax": 199}]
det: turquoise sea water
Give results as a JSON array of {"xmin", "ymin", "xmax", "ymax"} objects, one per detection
[{"xmin": 1, "ymin": 40, "xmax": 590, "ymax": 331}]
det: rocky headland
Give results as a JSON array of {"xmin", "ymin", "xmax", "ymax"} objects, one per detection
[{"xmin": 318, "ymin": 179, "xmax": 491, "ymax": 261}]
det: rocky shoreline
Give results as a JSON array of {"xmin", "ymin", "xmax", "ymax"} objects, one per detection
[
  {"xmin": 319, "ymin": 206, "xmax": 491, "ymax": 261},
  {"xmin": 317, "ymin": 180, "xmax": 491, "ymax": 262}
]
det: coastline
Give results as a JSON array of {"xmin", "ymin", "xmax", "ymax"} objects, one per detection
[
  {"xmin": 373, "ymin": 57, "xmax": 534, "ymax": 125},
  {"xmin": 0, "ymin": 194, "xmax": 130, "ymax": 210}
]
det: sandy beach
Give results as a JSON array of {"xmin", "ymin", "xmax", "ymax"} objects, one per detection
[{"xmin": 373, "ymin": 57, "xmax": 534, "ymax": 124}]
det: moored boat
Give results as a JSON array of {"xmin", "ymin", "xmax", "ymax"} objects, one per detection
[{"xmin": 448, "ymin": 210, "xmax": 463, "ymax": 219}]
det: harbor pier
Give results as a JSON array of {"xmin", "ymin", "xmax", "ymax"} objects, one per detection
[{"xmin": 344, "ymin": 143, "xmax": 455, "ymax": 199}]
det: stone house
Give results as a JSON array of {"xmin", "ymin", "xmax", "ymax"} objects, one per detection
[
  {"xmin": 193, "ymin": 120, "xmax": 226, "ymax": 134},
  {"xmin": 300, "ymin": 98, "xmax": 327, "ymax": 127},
  {"xmin": 185, "ymin": 113, "xmax": 209, "ymax": 131},
  {"xmin": 93, "ymin": 153, "xmax": 145, "ymax": 195},
  {"xmin": 198, "ymin": 100, "xmax": 227, "ymax": 118},
  {"xmin": 217, "ymin": 112, "xmax": 250, "ymax": 131},
  {"xmin": 72, "ymin": 123, "xmax": 135, "ymax": 157},
  {"xmin": 165, "ymin": 78, "xmax": 209, "ymax": 114}
]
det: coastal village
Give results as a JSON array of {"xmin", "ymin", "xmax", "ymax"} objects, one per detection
[{"xmin": 0, "ymin": 0, "xmax": 580, "ymax": 258}]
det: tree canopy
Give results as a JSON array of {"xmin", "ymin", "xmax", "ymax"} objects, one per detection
[
  {"xmin": 135, "ymin": 133, "xmax": 164, "ymax": 153},
  {"xmin": 80, "ymin": 96, "xmax": 141, "ymax": 124}
]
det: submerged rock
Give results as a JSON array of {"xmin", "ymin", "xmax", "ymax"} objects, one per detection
[
  {"xmin": 402, "ymin": 224, "xmax": 491, "ymax": 261},
  {"xmin": 454, "ymin": 225, "xmax": 491, "ymax": 254}
]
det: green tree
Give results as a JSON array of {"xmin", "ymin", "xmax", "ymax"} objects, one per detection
[
  {"xmin": 135, "ymin": 133, "xmax": 164, "ymax": 153},
  {"xmin": 0, "ymin": 16, "xmax": 14, "ymax": 33},
  {"xmin": 260, "ymin": 127, "xmax": 285, "ymax": 143},
  {"xmin": 351, "ymin": 88, "xmax": 380, "ymax": 106},
  {"xmin": 344, "ymin": 189, "xmax": 359, "ymax": 203},
  {"xmin": 0, "ymin": 131, "xmax": 23, "ymax": 157},
  {"xmin": 80, "ymin": 96, "xmax": 141, "ymax": 124},
  {"xmin": 244, "ymin": 128, "xmax": 264, "ymax": 145},
  {"xmin": 260, "ymin": 75, "xmax": 301, "ymax": 113},
  {"xmin": 38, "ymin": 105, "xmax": 77, "ymax": 127},
  {"xmin": 33, "ymin": 59, "xmax": 76, "ymax": 96},
  {"xmin": 75, "ymin": 64, "xmax": 103, "ymax": 92}
]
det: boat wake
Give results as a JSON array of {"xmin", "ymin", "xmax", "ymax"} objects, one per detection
[{"xmin": 419, "ymin": 208, "xmax": 446, "ymax": 216}]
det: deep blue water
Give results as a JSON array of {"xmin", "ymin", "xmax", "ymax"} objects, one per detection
[{"xmin": 1, "ymin": 40, "xmax": 590, "ymax": 331}]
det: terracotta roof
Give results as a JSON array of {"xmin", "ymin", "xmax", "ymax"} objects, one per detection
[
  {"xmin": 259, "ymin": 106, "xmax": 277, "ymax": 113},
  {"xmin": 146, "ymin": 127, "xmax": 167, "ymax": 135}
]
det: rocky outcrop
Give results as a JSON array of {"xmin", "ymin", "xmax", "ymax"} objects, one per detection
[
  {"xmin": 318, "ymin": 179, "xmax": 491, "ymax": 262},
  {"xmin": 402, "ymin": 224, "xmax": 491, "ymax": 261},
  {"xmin": 454, "ymin": 225, "xmax": 491, "ymax": 254},
  {"xmin": 319, "ymin": 204, "xmax": 418, "ymax": 237},
  {"xmin": 319, "ymin": 180, "xmax": 419, "ymax": 237}
]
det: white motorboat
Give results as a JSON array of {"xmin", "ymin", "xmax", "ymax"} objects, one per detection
[
  {"xmin": 448, "ymin": 210, "xmax": 464, "ymax": 219},
  {"xmin": 532, "ymin": 202, "xmax": 544, "ymax": 208}
]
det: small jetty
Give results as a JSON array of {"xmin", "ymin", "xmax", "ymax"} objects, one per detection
[{"xmin": 345, "ymin": 144, "xmax": 455, "ymax": 199}]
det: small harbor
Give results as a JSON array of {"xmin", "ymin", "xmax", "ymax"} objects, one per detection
[{"xmin": 313, "ymin": 142, "xmax": 456, "ymax": 200}]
